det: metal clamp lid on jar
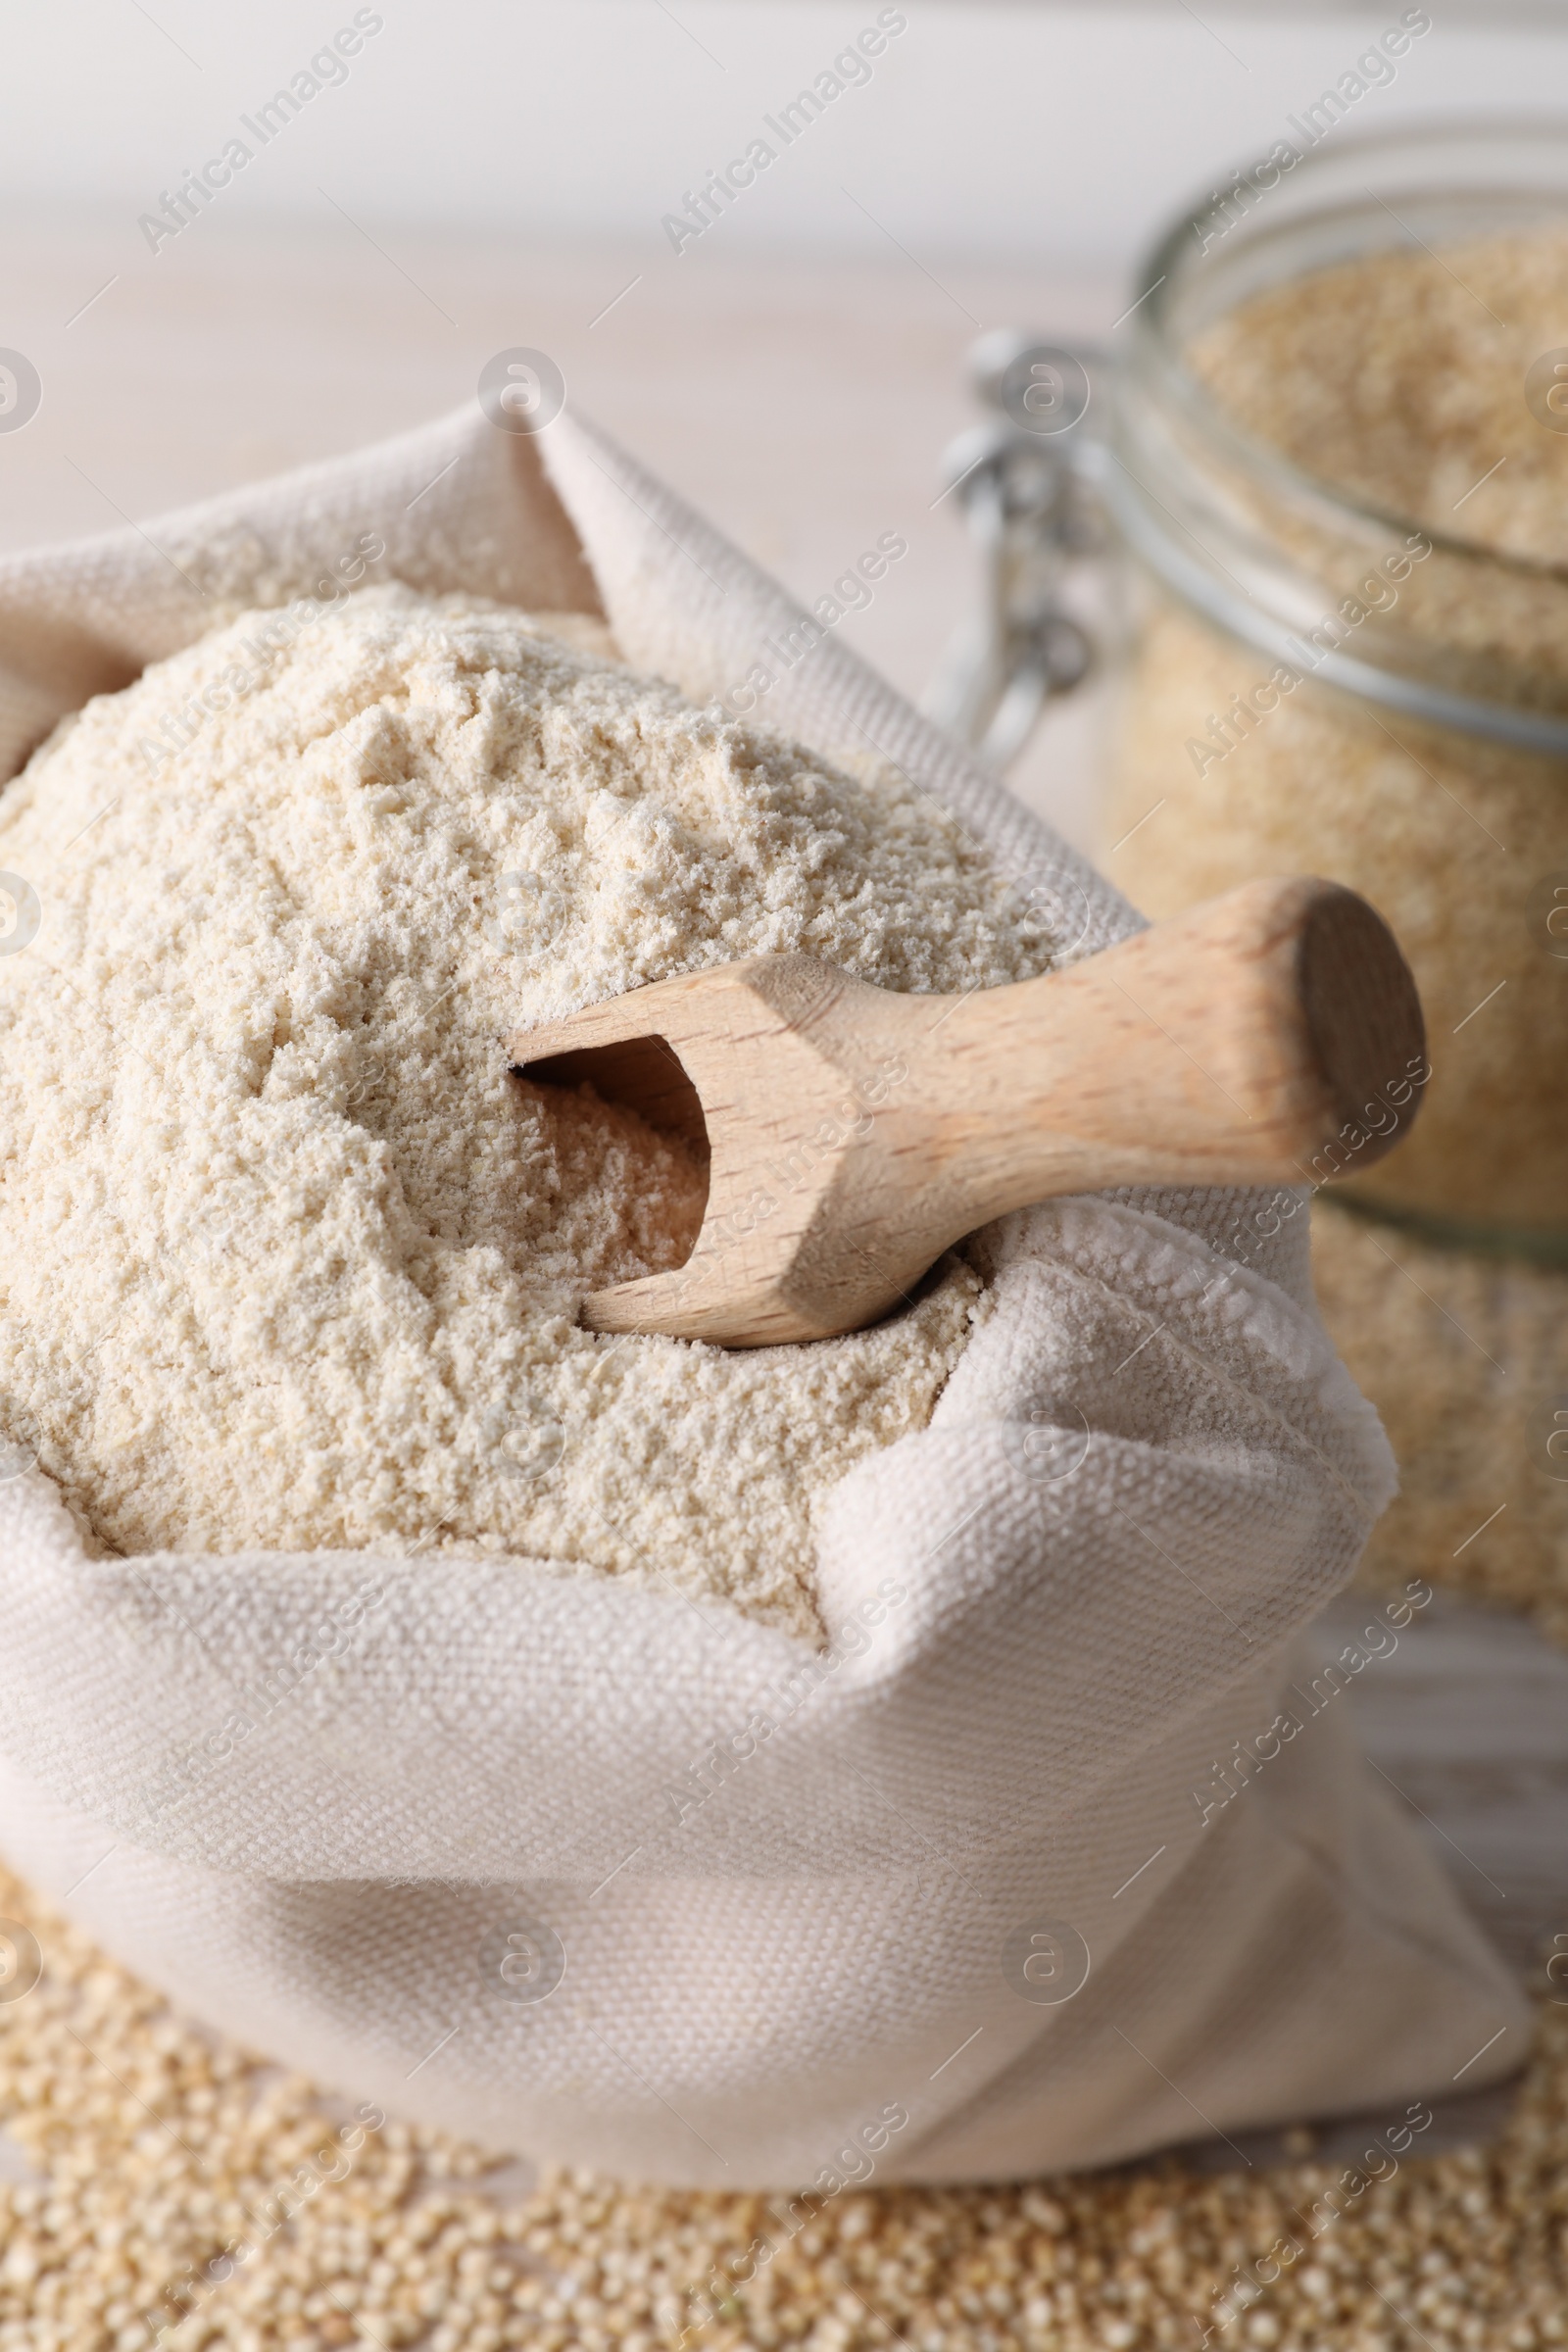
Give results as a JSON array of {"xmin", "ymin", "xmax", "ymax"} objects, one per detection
[{"xmin": 922, "ymin": 332, "xmax": 1105, "ymax": 770}]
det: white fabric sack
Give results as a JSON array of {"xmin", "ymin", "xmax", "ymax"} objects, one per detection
[{"xmin": 0, "ymin": 403, "xmax": 1524, "ymax": 2186}]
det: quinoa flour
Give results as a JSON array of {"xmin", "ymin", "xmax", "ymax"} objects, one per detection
[{"xmin": 0, "ymin": 585, "xmax": 1055, "ymax": 1638}]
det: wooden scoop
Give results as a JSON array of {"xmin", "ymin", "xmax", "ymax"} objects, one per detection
[{"xmin": 509, "ymin": 875, "xmax": 1424, "ymax": 1348}]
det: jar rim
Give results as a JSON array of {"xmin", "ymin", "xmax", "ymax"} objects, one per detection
[
  {"xmin": 1127, "ymin": 114, "xmax": 1568, "ymax": 590},
  {"xmin": 1091, "ymin": 434, "xmax": 1568, "ymax": 756},
  {"xmin": 1107, "ymin": 115, "xmax": 1568, "ymax": 751}
]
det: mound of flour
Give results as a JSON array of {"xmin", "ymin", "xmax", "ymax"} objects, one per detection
[{"xmin": 0, "ymin": 587, "xmax": 1052, "ymax": 1634}]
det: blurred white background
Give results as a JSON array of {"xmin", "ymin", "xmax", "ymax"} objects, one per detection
[
  {"xmin": 3, "ymin": 1, "xmax": 1565, "ymax": 260},
  {"xmin": 2, "ymin": 0, "xmax": 1565, "ymax": 836}
]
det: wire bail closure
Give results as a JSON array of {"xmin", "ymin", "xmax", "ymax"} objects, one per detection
[{"xmin": 923, "ymin": 332, "xmax": 1107, "ymax": 770}]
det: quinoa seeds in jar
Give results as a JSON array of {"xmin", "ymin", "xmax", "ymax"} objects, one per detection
[{"xmin": 1100, "ymin": 122, "xmax": 1568, "ymax": 1621}]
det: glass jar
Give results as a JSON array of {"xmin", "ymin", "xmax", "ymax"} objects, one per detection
[{"xmin": 1096, "ymin": 121, "xmax": 1568, "ymax": 1630}]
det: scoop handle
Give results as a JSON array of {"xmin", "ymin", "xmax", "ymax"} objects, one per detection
[{"xmin": 898, "ymin": 876, "xmax": 1427, "ymax": 1208}]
